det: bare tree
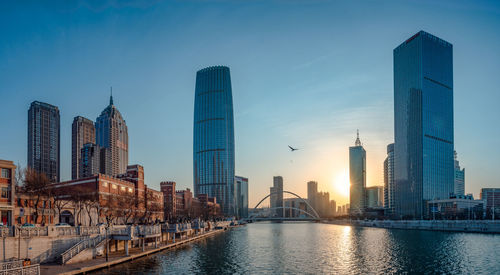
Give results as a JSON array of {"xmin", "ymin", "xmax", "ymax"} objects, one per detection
[
  {"xmin": 51, "ymin": 188, "xmax": 71, "ymax": 224},
  {"xmin": 22, "ymin": 168, "xmax": 51, "ymax": 224}
]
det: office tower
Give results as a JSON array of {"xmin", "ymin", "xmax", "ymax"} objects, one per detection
[
  {"xmin": 330, "ymin": 200, "xmax": 336, "ymax": 216},
  {"xmin": 270, "ymin": 176, "xmax": 284, "ymax": 217},
  {"xmin": 235, "ymin": 176, "xmax": 249, "ymax": 218},
  {"xmin": 193, "ymin": 66, "xmax": 235, "ymax": 215},
  {"xmin": 394, "ymin": 31, "xmax": 454, "ymax": 218},
  {"xmin": 384, "ymin": 143, "xmax": 395, "ymax": 215},
  {"xmin": 95, "ymin": 94, "xmax": 128, "ymax": 176},
  {"xmin": 480, "ymin": 188, "xmax": 500, "ymax": 220},
  {"xmin": 28, "ymin": 101, "xmax": 60, "ymax": 182},
  {"xmin": 307, "ymin": 181, "xmax": 318, "ymax": 211},
  {"xmin": 349, "ymin": 130, "xmax": 366, "ymax": 216},
  {"xmin": 454, "ymin": 151, "xmax": 465, "ymax": 196},
  {"xmin": 80, "ymin": 143, "xmax": 101, "ymax": 178},
  {"xmin": 160, "ymin": 181, "xmax": 177, "ymax": 220},
  {"xmin": 366, "ymin": 186, "xmax": 384, "ymax": 208},
  {"xmin": 72, "ymin": 116, "xmax": 96, "ymax": 180}
]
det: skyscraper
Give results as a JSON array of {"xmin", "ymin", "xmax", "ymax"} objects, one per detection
[
  {"xmin": 270, "ymin": 176, "xmax": 283, "ymax": 217},
  {"xmin": 72, "ymin": 116, "xmax": 95, "ymax": 180},
  {"xmin": 95, "ymin": 94, "xmax": 128, "ymax": 176},
  {"xmin": 394, "ymin": 31, "xmax": 454, "ymax": 218},
  {"xmin": 454, "ymin": 151, "xmax": 465, "ymax": 196},
  {"xmin": 28, "ymin": 101, "xmax": 60, "ymax": 182},
  {"xmin": 384, "ymin": 143, "xmax": 395, "ymax": 215},
  {"xmin": 193, "ymin": 66, "xmax": 235, "ymax": 215},
  {"xmin": 307, "ymin": 181, "xmax": 318, "ymax": 211},
  {"xmin": 235, "ymin": 176, "xmax": 249, "ymax": 218},
  {"xmin": 349, "ymin": 130, "xmax": 366, "ymax": 216},
  {"xmin": 80, "ymin": 143, "xmax": 101, "ymax": 178},
  {"xmin": 366, "ymin": 186, "xmax": 384, "ymax": 208}
]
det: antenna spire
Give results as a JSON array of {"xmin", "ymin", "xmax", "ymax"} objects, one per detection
[
  {"xmin": 355, "ymin": 129, "xmax": 362, "ymax": 146},
  {"xmin": 110, "ymin": 87, "xmax": 114, "ymax": 105}
]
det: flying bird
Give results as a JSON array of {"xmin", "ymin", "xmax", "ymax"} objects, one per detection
[{"xmin": 288, "ymin": 145, "xmax": 299, "ymax": 152}]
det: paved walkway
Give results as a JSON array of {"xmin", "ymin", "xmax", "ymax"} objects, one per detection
[{"xmin": 40, "ymin": 229, "xmax": 227, "ymax": 275}]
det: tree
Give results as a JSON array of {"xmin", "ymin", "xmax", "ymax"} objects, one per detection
[
  {"xmin": 22, "ymin": 168, "xmax": 51, "ymax": 224},
  {"xmin": 50, "ymin": 187, "xmax": 71, "ymax": 224}
]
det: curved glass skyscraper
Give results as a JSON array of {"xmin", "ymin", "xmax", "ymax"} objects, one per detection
[{"xmin": 193, "ymin": 66, "xmax": 235, "ymax": 216}]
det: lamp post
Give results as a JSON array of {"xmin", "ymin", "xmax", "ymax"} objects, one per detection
[{"xmin": 105, "ymin": 224, "xmax": 109, "ymax": 262}]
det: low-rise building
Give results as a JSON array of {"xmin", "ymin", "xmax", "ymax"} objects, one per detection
[
  {"xmin": 0, "ymin": 160, "xmax": 15, "ymax": 226},
  {"xmin": 480, "ymin": 188, "xmax": 500, "ymax": 219},
  {"xmin": 427, "ymin": 195, "xmax": 484, "ymax": 220}
]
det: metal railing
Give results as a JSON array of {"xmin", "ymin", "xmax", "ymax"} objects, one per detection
[
  {"xmin": 0, "ymin": 259, "xmax": 24, "ymax": 270},
  {"xmin": 0, "ymin": 264, "xmax": 40, "ymax": 275},
  {"xmin": 60, "ymin": 234, "xmax": 105, "ymax": 264}
]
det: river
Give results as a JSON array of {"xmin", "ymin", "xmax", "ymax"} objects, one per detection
[{"xmin": 92, "ymin": 222, "xmax": 500, "ymax": 274}]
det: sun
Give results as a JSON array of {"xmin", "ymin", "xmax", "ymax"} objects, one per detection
[{"xmin": 333, "ymin": 169, "xmax": 350, "ymax": 198}]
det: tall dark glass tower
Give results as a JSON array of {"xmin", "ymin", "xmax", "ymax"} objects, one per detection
[
  {"xmin": 28, "ymin": 101, "xmax": 60, "ymax": 182},
  {"xmin": 394, "ymin": 31, "xmax": 454, "ymax": 219},
  {"xmin": 193, "ymin": 66, "xmax": 235, "ymax": 215}
]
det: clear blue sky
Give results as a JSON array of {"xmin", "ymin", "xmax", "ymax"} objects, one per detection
[{"xmin": 1, "ymin": 0, "xmax": 499, "ymax": 206}]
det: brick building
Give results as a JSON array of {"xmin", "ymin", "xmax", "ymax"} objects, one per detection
[{"xmin": 0, "ymin": 160, "xmax": 16, "ymax": 226}]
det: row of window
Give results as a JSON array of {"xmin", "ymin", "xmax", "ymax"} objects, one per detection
[
  {"xmin": 1, "ymin": 168, "xmax": 11, "ymax": 178},
  {"xmin": 101, "ymin": 181, "xmax": 133, "ymax": 193},
  {"xmin": 16, "ymin": 198, "xmax": 52, "ymax": 208}
]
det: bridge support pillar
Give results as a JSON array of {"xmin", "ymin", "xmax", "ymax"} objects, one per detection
[{"xmin": 125, "ymin": 240, "xmax": 129, "ymax": 256}]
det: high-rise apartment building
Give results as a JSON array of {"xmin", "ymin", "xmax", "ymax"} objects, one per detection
[
  {"xmin": 160, "ymin": 181, "xmax": 176, "ymax": 220},
  {"xmin": 349, "ymin": 131, "xmax": 366, "ymax": 216},
  {"xmin": 80, "ymin": 143, "xmax": 101, "ymax": 178},
  {"xmin": 270, "ymin": 176, "xmax": 284, "ymax": 217},
  {"xmin": 454, "ymin": 151, "xmax": 465, "ymax": 196},
  {"xmin": 96, "ymin": 95, "xmax": 129, "ymax": 176},
  {"xmin": 193, "ymin": 66, "xmax": 235, "ymax": 215},
  {"xmin": 394, "ymin": 31, "xmax": 454, "ymax": 218},
  {"xmin": 384, "ymin": 143, "xmax": 395, "ymax": 215},
  {"xmin": 72, "ymin": 116, "xmax": 96, "ymax": 180},
  {"xmin": 28, "ymin": 101, "xmax": 60, "ymax": 182},
  {"xmin": 235, "ymin": 176, "xmax": 249, "ymax": 218}
]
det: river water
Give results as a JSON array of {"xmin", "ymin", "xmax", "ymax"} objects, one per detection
[{"xmin": 93, "ymin": 222, "xmax": 500, "ymax": 274}]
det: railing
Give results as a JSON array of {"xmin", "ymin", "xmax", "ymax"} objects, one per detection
[
  {"xmin": 110, "ymin": 226, "xmax": 130, "ymax": 236},
  {"xmin": 60, "ymin": 234, "xmax": 105, "ymax": 264},
  {"xmin": 0, "ymin": 264, "xmax": 40, "ymax": 275},
  {"xmin": 78, "ymin": 226, "xmax": 100, "ymax": 236},
  {"xmin": 0, "ymin": 259, "xmax": 24, "ymax": 270},
  {"xmin": 19, "ymin": 227, "xmax": 48, "ymax": 237},
  {"xmin": 0, "ymin": 227, "xmax": 13, "ymax": 237},
  {"xmin": 134, "ymin": 225, "xmax": 161, "ymax": 237},
  {"xmin": 56, "ymin": 227, "xmax": 77, "ymax": 236}
]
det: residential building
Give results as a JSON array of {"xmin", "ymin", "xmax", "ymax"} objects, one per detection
[
  {"xmin": 72, "ymin": 116, "xmax": 95, "ymax": 180},
  {"xmin": 235, "ymin": 176, "xmax": 249, "ymax": 218},
  {"xmin": 366, "ymin": 186, "xmax": 384, "ymax": 208},
  {"xmin": 350, "ymin": 130, "xmax": 366, "ymax": 216},
  {"xmin": 0, "ymin": 160, "xmax": 16, "ymax": 226},
  {"xmin": 95, "ymin": 94, "xmax": 129, "ymax": 176},
  {"xmin": 160, "ymin": 181, "xmax": 176, "ymax": 221},
  {"xmin": 454, "ymin": 151, "xmax": 465, "ymax": 196},
  {"xmin": 28, "ymin": 101, "xmax": 60, "ymax": 182},
  {"xmin": 480, "ymin": 188, "xmax": 500, "ymax": 220},
  {"xmin": 384, "ymin": 143, "xmax": 395, "ymax": 215},
  {"xmin": 80, "ymin": 143, "xmax": 101, "ymax": 178},
  {"xmin": 270, "ymin": 176, "xmax": 283, "ymax": 217},
  {"xmin": 393, "ymin": 31, "xmax": 455, "ymax": 219},
  {"xmin": 283, "ymin": 198, "xmax": 307, "ymax": 218},
  {"xmin": 193, "ymin": 66, "xmax": 236, "ymax": 215}
]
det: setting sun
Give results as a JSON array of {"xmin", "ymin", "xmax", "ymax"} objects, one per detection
[{"xmin": 333, "ymin": 169, "xmax": 350, "ymax": 198}]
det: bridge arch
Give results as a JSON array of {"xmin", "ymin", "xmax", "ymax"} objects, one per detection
[
  {"xmin": 249, "ymin": 206, "xmax": 319, "ymax": 220},
  {"xmin": 252, "ymin": 190, "xmax": 320, "ymax": 219}
]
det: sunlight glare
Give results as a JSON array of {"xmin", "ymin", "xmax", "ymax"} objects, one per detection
[{"xmin": 333, "ymin": 169, "xmax": 350, "ymax": 198}]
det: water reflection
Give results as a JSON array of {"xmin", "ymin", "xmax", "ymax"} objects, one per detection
[{"xmin": 93, "ymin": 222, "xmax": 500, "ymax": 275}]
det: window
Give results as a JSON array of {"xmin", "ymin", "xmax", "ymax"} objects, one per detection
[
  {"xmin": 1, "ymin": 187, "xmax": 8, "ymax": 198},
  {"xmin": 112, "ymin": 184, "xmax": 117, "ymax": 189},
  {"xmin": 128, "ymin": 188, "xmax": 133, "ymax": 193},
  {"xmin": 24, "ymin": 199, "xmax": 28, "ymax": 207},
  {"xmin": 120, "ymin": 186, "xmax": 126, "ymax": 192},
  {"xmin": 102, "ymin": 182, "xmax": 108, "ymax": 187},
  {"xmin": 1, "ymin": 169, "xmax": 10, "ymax": 179}
]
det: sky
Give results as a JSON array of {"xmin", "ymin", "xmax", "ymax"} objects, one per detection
[{"xmin": 1, "ymin": 0, "xmax": 499, "ymax": 207}]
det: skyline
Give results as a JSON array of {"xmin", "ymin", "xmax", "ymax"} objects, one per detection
[{"xmin": 1, "ymin": 1, "xmax": 500, "ymax": 206}]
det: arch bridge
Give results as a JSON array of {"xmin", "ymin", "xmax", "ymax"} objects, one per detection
[{"xmin": 247, "ymin": 190, "xmax": 321, "ymax": 222}]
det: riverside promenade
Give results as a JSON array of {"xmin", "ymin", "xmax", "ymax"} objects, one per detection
[
  {"xmin": 323, "ymin": 219, "xmax": 500, "ymax": 233},
  {"xmin": 40, "ymin": 225, "xmax": 233, "ymax": 275}
]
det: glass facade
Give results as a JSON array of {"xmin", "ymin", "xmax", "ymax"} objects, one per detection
[
  {"xmin": 193, "ymin": 66, "xmax": 235, "ymax": 216},
  {"xmin": 235, "ymin": 176, "xmax": 248, "ymax": 218},
  {"xmin": 384, "ymin": 143, "xmax": 395, "ymax": 215},
  {"xmin": 394, "ymin": 31, "xmax": 454, "ymax": 218},
  {"xmin": 349, "ymin": 133, "xmax": 366, "ymax": 216}
]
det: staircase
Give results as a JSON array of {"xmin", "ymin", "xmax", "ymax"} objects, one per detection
[{"xmin": 60, "ymin": 234, "xmax": 106, "ymax": 264}]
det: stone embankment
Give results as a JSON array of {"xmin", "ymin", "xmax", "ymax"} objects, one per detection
[{"xmin": 324, "ymin": 219, "xmax": 500, "ymax": 233}]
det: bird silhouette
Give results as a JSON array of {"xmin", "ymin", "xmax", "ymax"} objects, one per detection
[{"xmin": 288, "ymin": 145, "xmax": 299, "ymax": 152}]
